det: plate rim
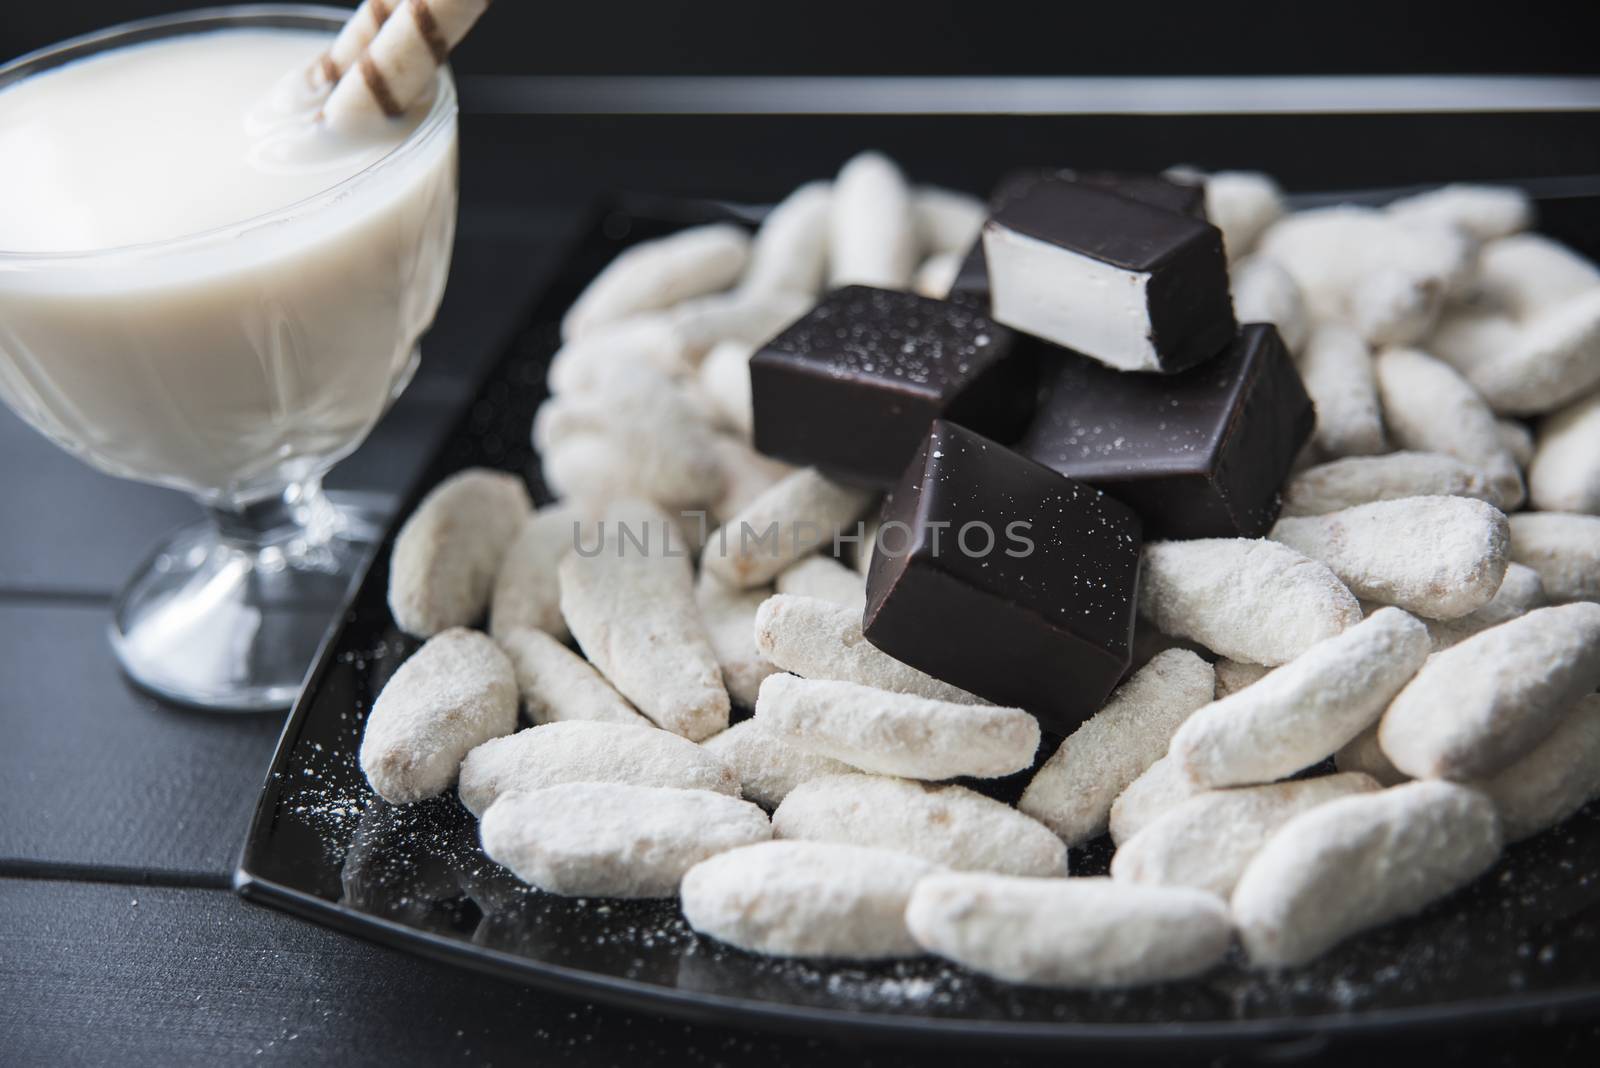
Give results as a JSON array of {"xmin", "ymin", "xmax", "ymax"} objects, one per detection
[{"xmin": 233, "ymin": 866, "xmax": 1600, "ymax": 1048}]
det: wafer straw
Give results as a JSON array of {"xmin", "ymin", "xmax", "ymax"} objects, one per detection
[
  {"xmin": 309, "ymin": 0, "xmax": 397, "ymax": 87},
  {"xmin": 324, "ymin": 0, "xmax": 490, "ymax": 129}
]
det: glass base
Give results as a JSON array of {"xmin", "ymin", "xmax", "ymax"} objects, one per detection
[{"xmin": 110, "ymin": 482, "xmax": 387, "ymax": 712}]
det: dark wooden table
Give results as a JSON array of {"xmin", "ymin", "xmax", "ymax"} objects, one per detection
[{"xmin": 5, "ymin": 112, "xmax": 1600, "ymax": 1067}]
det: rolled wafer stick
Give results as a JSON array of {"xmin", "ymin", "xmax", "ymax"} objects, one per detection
[
  {"xmin": 709, "ymin": 437, "xmax": 794, "ymax": 525},
  {"xmin": 310, "ymin": 0, "xmax": 396, "ymax": 87},
  {"xmin": 752, "ymin": 594, "xmax": 985, "ymax": 705},
  {"xmin": 1018, "ymin": 650, "xmax": 1215, "ymax": 847},
  {"xmin": 558, "ymin": 499, "xmax": 731, "ymax": 741},
  {"xmin": 695, "ymin": 570, "xmax": 779, "ymax": 709},
  {"xmin": 829, "ymin": 152, "xmax": 917, "ymax": 289},
  {"xmin": 754, "ymin": 674, "xmax": 1040, "ymax": 781},
  {"xmin": 1111, "ymin": 772, "xmax": 1381, "ymax": 898},
  {"xmin": 1137, "ymin": 538, "xmax": 1362, "ymax": 667},
  {"xmin": 912, "ymin": 186, "xmax": 986, "ymax": 257},
  {"xmin": 1231, "ymin": 781, "xmax": 1503, "ymax": 967},
  {"xmin": 1214, "ymin": 658, "xmax": 1271, "ymax": 699},
  {"xmin": 325, "ymin": 0, "xmax": 490, "ymax": 130},
  {"xmin": 700, "ymin": 719, "xmax": 853, "ymax": 809},
  {"xmin": 1473, "ymin": 233, "xmax": 1600, "ymax": 319},
  {"xmin": 775, "ymin": 555, "xmax": 865, "ymax": 610},
  {"xmin": 561, "ymin": 226, "xmax": 753, "ymax": 344},
  {"xmin": 1108, "ymin": 754, "xmax": 1205, "ymax": 845},
  {"xmin": 741, "ymin": 181, "xmax": 832, "ymax": 299},
  {"xmin": 1530, "ymin": 390, "xmax": 1600, "ymax": 514},
  {"xmin": 1379, "ymin": 603, "xmax": 1600, "ymax": 781},
  {"xmin": 1476, "ymin": 694, "xmax": 1600, "ymax": 842},
  {"xmin": 545, "ymin": 317, "xmax": 694, "ymax": 397},
  {"xmin": 1294, "ymin": 323, "xmax": 1384, "ymax": 457},
  {"xmin": 1422, "ymin": 562, "xmax": 1545, "ymax": 652},
  {"xmin": 387, "ymin": 468, "xmax": 530, "ymax": 639},
  {"xmin": 1498, "ymin": 419, "xmax": 1536, "ymax": 467},
  {"xmin": 701, "ymin": 469, "xmax": 872, "ymax": 590},
  {"xmin": 773, "ymin": 773, "xmax": 1067, "ymax": 877},
  {"xmin": 1335, "ymin": 724, "xmax": 1408, "ymax": 786},
  {"xmin": 480, "ymin": 783, "xmax": 770, "ymax": 898},
  {"xmin": 905, "ymin": 874, "xmax": 1232, "ymax": 989},
  {"xmin": 1268, "ymin": 495, "xmax": 1510, "ymax": 621},
  {"xmin": 359, "ymin": 628, "xmax": 518, "ymax": 804},
  {"xmin": 1373, "ymin": 347, "xmax": 1526, "ymax": 509},
  {"xmin": 697, "ymin": 341, "xmax": 757, "ymax": 438},
  {"xmin": 1169, "ymin": 607, "xmax": 1432, "ymax": 789},
  {"xmin": 1385, "ymin": 183, "xmax": 1532, "ymax": 242},
  {"xmin": 1509, "ymin": 512, "xmax": 1600, "ymax": 603},
  {"xmin": 668, "ymin": 288, "xmax": 810, "ymax": 362},
  {"xmin": 497, "ymin": 627, "xmax": 650, "ymax": 729},
  {"xmin": 1200, "ymin": 170, "xmax": 1284, "ymax": 261},
  {"xmin": 913, "ymin": 251, "xmax": 963, "ymax": 299},
  {"xmin": 682, "ymin": 840, "xmax": 937, "ymax": 960},
  {"xmin": 1427, "ymin": 309, "xmax": 1521, "ymax": 379},
  {"xmin": 457, "ymin": 721, "xmax": 739, "ymax": 817},
  {"xmin": 488, "ymin": 505, "xmax": 588, "ymax": 643},
  {"xmin": 1280, "ymin": 452, "xmax": 1496, "ymax": 518},
  {"xmin": 1231, "ymin": 256, "xmax": 1308, "ymax": 354}
]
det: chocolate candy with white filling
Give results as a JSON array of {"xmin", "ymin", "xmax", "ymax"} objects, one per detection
[
  {"xmin": 1019, "ymin": 323, "xmax": 1312, "ymax": 539},
  {"xmin": 983, "ymin": 177, "xmax": 1236, "ymax": 373},
  {"xmin": 864, "ymin": 420, "xmax": 1143, "ymax": 736},
  {"xmin": 1001, "ymin": 169, "xmax": 1208, "ymax": 221},
  {"xmin": 948, "ymin": 171, "xmax": 1205, "ymax": 309},
  {"xmin": 750, "ymin": 286, "xmax": 1037, "ymax": 488}
]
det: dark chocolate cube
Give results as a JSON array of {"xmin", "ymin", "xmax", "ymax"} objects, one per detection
[
  {"xmin": 949, "ymin": 170, "xmax": 1208, "ymax": 310},
  {"xmin": 750, "ymin": 286, "xmax": 1037, "ymax": 488},
  {"xmin": 1018, "ymin": 323, "xmax": 1313, "ymax": 539},
  {"xmin": 984, "ymin": 178, "xmax": 1235, "ymax": 373},
  {"xmin": 864, "ymin": 420, "xmax": 1142, "ymax": 736}
]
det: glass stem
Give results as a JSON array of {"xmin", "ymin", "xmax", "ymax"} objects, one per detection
[{"xmin": 205, "ymin": 477, "xmax": 336, "ymax": 549}]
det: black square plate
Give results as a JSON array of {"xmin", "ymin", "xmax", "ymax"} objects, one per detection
[{"xmin": 237, "ymin": 192, "xmax": 1600, "ymax": 1054}]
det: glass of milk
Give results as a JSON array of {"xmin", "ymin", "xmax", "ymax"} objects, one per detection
[{"xmin": 0, "ymin": 6, "xmax": 460, "ymax": 710}]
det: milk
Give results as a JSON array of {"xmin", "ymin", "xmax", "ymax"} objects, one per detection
[{"xmin": 0, "ymin": 29, "xmax": 457, "ymax": 504}]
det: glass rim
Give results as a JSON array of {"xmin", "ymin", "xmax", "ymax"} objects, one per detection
[{"xmin": 0, "ymin": 3, "xmax": 458, "ymax": 265}]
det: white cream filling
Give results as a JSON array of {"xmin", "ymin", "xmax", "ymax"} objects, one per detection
[{"xmin": 984, "ymin": 225, "xmax": 1160, "ymax": 372}]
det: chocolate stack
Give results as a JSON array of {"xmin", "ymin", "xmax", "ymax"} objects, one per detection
[{"xmin": 751, "ymin": 170, "xmax": 1312, "ymax": 736}]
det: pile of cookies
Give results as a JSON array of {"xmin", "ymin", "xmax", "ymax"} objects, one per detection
[{"xmin": 358, "ymin": 152, "xmax": 1600, "ymax": 987}]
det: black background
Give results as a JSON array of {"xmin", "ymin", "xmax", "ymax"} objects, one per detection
[{"xmin": 5, "ymin": 1, "xmax": 1599, "ymax": 76}]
